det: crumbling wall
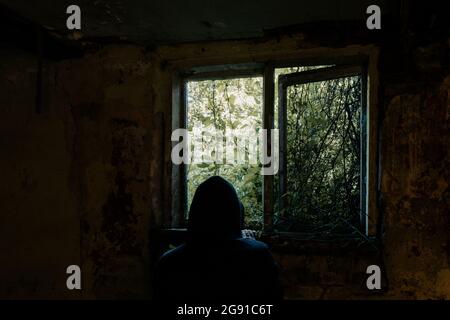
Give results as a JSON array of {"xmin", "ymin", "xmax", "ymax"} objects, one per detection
[
  {"xmin": 0, "ymin": 44, "xmax": 163, "ymax": 299},
  {"xmin": 380, "ymin": 41, "xmax": 450, "ymax": 299},
  {"xmin": 0, "ymin": 45, "xmax": 81, "ymax": 299},
  {"xmin": 53, "ymin": 46, "xmax": 159, "ymax": 299}
]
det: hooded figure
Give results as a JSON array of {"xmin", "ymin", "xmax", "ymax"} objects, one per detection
[{"xmin": 155, "ymin": 176, "xmax": 282, "ymax": 301}]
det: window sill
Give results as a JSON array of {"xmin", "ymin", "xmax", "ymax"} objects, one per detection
[
  {"xmin": 159, "ymin": 228, "xmax": 380, "ymax": 255},
  {"xmin": 260, "ymin": 232, "xmax": 380, "ymax": 255}
]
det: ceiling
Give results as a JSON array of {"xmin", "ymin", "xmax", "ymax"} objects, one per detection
[{"xmin": 0, "ymin": 0, "xmax": 395, "ymax": 45}]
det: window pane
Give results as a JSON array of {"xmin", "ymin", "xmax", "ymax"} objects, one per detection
[
  {"xmin": 273, "ymin": 66, "xmax": 334, "ymax": 222},
  {"xmin": 186, "ymin": 77, "xmax": 263, "ymax": 229},
  {"xmin": 281, "ymin": 75, "xmax": 362, "ymax": 233}
]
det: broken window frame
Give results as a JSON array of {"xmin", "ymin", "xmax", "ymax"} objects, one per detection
[
  {"xmin": 171, "ymin": 55, "xmax": 377, "ymax": 240},
  {"xmin": 276, "ymin": 65, "xmax": 368, "ymax": 235}
]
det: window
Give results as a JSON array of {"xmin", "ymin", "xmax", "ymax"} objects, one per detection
[{"xmin": 172, "ymin": 57, "xmax": 375, "ymax": 239}]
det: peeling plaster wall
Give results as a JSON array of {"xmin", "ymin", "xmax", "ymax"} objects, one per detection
[
  {"xmin": 380, "ymin": 43, "xmax": 450, "ymax": 299},
  {"xmin": 0, "ymin": 44, "xmax": 162, "ymax": 299},
  {"xmin": 0, "ymin": 32, "xmax": 448, "ymax": 299},
  {"xmin": 0, "ymin": 46, "xmax": 81, "ymax": 299}
]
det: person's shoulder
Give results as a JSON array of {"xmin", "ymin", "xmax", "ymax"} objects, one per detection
[
  {"xmin": 157, "ymin": 243, "xmax": 188, "ymax": 265},
  {"xmin": 236, "ymin": 238, "xmax": 270, "ymax": 251},
  {"xmin": 234, "ymin": 239, "xmax": 276, "ymax": 266}
]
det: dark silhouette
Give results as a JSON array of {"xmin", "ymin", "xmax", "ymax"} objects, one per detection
[{"xmin": 155, "ymin": 176, "xmax": 282, "ymax": 301}]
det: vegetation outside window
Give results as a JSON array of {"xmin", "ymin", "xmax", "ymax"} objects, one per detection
[{"xmin": 177, "ymin": 62, "xmax": 369, "ymax": 239}]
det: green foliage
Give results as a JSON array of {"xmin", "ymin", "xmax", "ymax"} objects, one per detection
[
  {"xmin": 187, "ymin": 77, "xmax": 263, "ymax": 230},
  {"xmin": 275, "ymin": 68, "xmax": 362, "ymax": 233},
  {"xmin": 186, "ymin": 68, "xmax": 362, "ymax": 234}
]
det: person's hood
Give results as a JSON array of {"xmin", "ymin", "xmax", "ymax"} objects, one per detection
[{"xmin": 187, "ymin": 176, "xmax": 243, "ymax": 242}]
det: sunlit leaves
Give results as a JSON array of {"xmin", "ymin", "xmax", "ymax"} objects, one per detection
[{"xmin": 187, "ymin": 77, "xmax": 263, "ymax": 229}]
